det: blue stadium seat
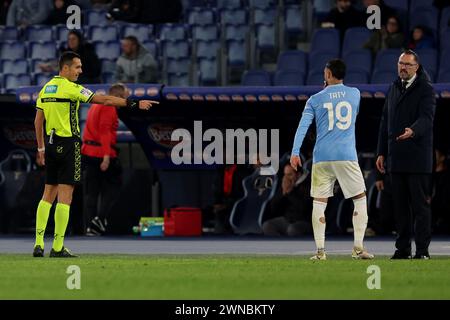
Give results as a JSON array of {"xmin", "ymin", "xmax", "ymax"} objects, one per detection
[
  {"xmin": 441, "ymin": 7, "xmax": 450, "ymax": 32},
  {"xmin": 217, "ymin": 0, "xmax": 242, "ymax": 9},
  {"xmin": 342, "ymin": 27, "xmax": 372, "ymax": 56},
  {"xmin": 313, "ymin": 0, "xmax": 333, "ymax": 21},
  {"xmin": 162, "ymin": 40, "xmax": 190, "ymax": 59},
  {"xmin": 439, "ymin": 49, "xmax": 450, "ymax": 74},
  {"xmin": 0, "ymin": 26, "xmax": 18, "ymax": 41},
  {"xmin": 310, "ymin": 28, "xmax": 340, "ymax": 55},
  {"xmin": 388, "ymin": 0, "xmax": 409, "ymax": 11},
  {"xmin": 373, "ymin": 49, "xmax": 402, "ymax": 73},
  {"xmin": 343, "ymin": 49, "xmax": 372, "ymax": 74},
  {"xmin": 437, "ymin": 69, "xmax": 450, "ymax": 83},
  {"xmin": 196, "ymin": 40, "xmax": 219, "ymax": 59},
  {"xmin": 306, "ymin": 71, "xmax": 324, "ymax": 86},
  {"xmin": 158, "ymin": 24, "xmax": 189, "ymax": 41},
  {"xmin": 80, "ymin": 105, "xmax": 89, "ymax": 122},
  {"xmin": 29, "ymin": 42, "xmax": 57, "ymax": 60},
  {"xmin": 276, "ymin": 50, "xmax": 307, "ymax": 72},
  {"xmin": 95, "ymin": 41, "xmax": 121, "ymax": 60},
  {"xmin": 273, "ymin": 70, "xmax": 304, "ymax": 86},
  {"xmin": 248, "ymin": 0, "xmax": 275, "ymax": 8},
  {"xmin": 285, "ymin": 5, "xmax": 303, "ymax": 35},
  {"xmin": 256, "ymin": 24, "xmax": 276, "ymax": 51},
  {"xmin": 101, "ymin": 59, "xmax": 116, "ymax": 74},
  {"xmin": 220, "ymin": 9, "xmax": 247, "ymax": 25},
  {"xmin": 345, "ymin": 71, "xmax": 369, "ymax": 84},
  {"xmin": 85, "ymin": 9, "xmax": 109, "ymax": 26},
  {"xmin": 227, "ymin": 39, "xmax": 247, "ymax": 67},
  {"xmin": 308, "ymin": 51, "xmax": 336, "ymax": 73},
  {"xmin": 241, "ymin": 70, "xmax": 271, "ymax": 86},
  {"xmin": 166, "ymin": 57, "xmax": 191, "ymax": 74},
  {"xmin": 370, "ymin": 70, "xmax": 397, "ymax": 84},
  {"xmin": 254, "ymin": 7, "xmax": 276, "ymax": 25},
  {"xmin": 0, "ymin": 42, "xmax": 26, "ymax": 60},
  {"xmin": 25, "ymin": 25, "xmax": 53, "ymax": 42},
  {"xmin": 4, "ymin": 74, "xmax": 32, "ymax": 90},
  {"xmin": 198, "ymin": 57, "xmax": 218, "ymax": 85},
  {"xmin": 167, "ymin": 72, "xmax": 190, "ymax": 86},
  {"xmin": 224, "ymin": 24, "xmax": 249, "ymax": 41},
  {"xmin": 440, "ymin": 28, "xmax": 450, "ymax": 51},
  {"xmin": 121, "ymin": 24, "xmax": 152, "ymax": 43},
  {"xmin": 89, "ymin": 26, "xmax": 119, "ymax": 42},
  {"xmin": 410, "ymin": 0, "xmax": 434, "ymax": 11},
  {"xmin": 415, "ymin": 48, "xmax": 437, "ymax": 81},
  {"xmin": 1, "ymin": 59, "xmax": 28, "ymax": 74},
  {"xmin": 142, "ymin": 40, "xmax": 158, "ymax": 58},
  {"xmin": 193, "ymin": 24, "xmax": 218, "ymax": 41},
  {"xmin": 102, "ymin": 72, "xmax": 116, "ymax": 84},
  {"xmin": 34, "ymin": 73, "xmax": 54, "ymax": 86},
  {"xmin": 187, "ymin": 8, "xmax": 216, "ymax": 25},
  {"xmin": 54, "ymin": 25, "xmax": 71, "ymax": 41},
  {"xmin": 409, "ymin": 7, "xmax": 439, "ymax": 38}
]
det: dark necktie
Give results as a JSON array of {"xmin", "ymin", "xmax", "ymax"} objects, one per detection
[{"xmin": 401, "ymin": 80, "xmax": 407, "ymax": 93}]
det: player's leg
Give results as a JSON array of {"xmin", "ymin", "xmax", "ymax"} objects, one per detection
[
  {"xmin": 334, "ymin": 161, "xmax": 373, "ymax": 259},
  {"xmin": 50, "ymin": 138, "xmax": 80, "ymax": 258},
  {"xmin": 310, "ymin": 162, "xmax": 335, "ymax": 260},
  {"xmin": 33, "ymin": 184, "xmax": 58, "ymax": 257}
]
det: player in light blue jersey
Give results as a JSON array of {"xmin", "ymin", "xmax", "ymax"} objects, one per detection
[{"xmin": 290, "ymin": 59, "xmax": 374, "ymax": 260}]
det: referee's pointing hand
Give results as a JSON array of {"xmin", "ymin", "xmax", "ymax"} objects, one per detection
[{"xmin": 139, "ymin": 100, "xmax": 159, "ymax": 110}]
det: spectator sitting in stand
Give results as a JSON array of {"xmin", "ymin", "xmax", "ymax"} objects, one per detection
[
  {"xmin": 116, "ymin": 35, "xmax": 158, "ymax": 83},
  {"xmin": 262, "ymin": 163, "xmax": 313, "ymax": 237},
  {"xmin": 107, "ymin": 0, "xmax": 139, "ymax": 23},
  {"xmin": 408, "ymin": 25, "xmax": 435, "ymax": 50},
  {"xmin": 321, "ymin": 0, "xmax": 364, "ymax": 39},
  {"xmin": 45, "ymin": 0, "xmax": 75, "ymax": 25},
  {"xmin": 363, "ymin": 15, "xmax": 405, "ymax": 57},
  {"xmin": 6, "ymin": 0, "xmax": 52, "ymax": 27}
]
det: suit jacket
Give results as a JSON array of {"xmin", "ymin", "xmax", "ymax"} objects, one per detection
[{"xmin": 377, "ymin": 67, "xmax": 436, "ymax": 173}]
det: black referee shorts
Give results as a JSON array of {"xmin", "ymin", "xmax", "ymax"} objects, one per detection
[{"xmin": 45, "ymin": 135, "xmax": 82, "ymax": 185}]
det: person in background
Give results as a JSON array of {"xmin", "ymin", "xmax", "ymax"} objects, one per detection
[
  {"xmin": 0, "ymin": 0, "xmax": 12, "ymax": 25},
  {"xmin": 45, "ymin": 0, "xmax": 74, "ymax": 25},
  {"xmin": 408, "ymin": 25, "xmax": 435, "ymax": 50},
  {"xmin": 262, "ymin": 163, "xmax": 312, "ymax": 237},
  {"xmin": 6, "ymin": 0, "xmax": 52, "ymax": 27},
  {"xmin": 321, "ymin": 0, "xmax": 364, "ymax": 39},
  {"xmin": 363, "ymin": 15, "xmax": 405, "ymax": 57},
  {"xmin": 107, "ymin": 0, "xmax": 139, "ymax": 23},
  {"xmin": 116, "ymin": 35, "xmax": 158, "ymax": 84},
  {"xmin": 81, "ymin": 84, "xmax": 127, "ymax": 236},
  {"xmin": 431, "ymin": 148, "xmax": 450, "ymax": 234}
]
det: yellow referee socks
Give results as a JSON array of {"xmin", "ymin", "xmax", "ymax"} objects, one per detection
[
  {"xmin": 34, "ymin": 200, "xmax": 52, "ymax": 249},
  {"xmin": 52, "ymin": 203, "xmax": 70, "ymax": 252}
]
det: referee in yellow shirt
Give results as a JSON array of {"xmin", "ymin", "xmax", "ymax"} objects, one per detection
[{"xmin": 33, "ymin": 51, "xmax": 158, "ymax": 257}]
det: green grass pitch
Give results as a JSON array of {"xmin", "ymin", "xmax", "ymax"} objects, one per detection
[{"xmin": 1, "ymin": 254, "xmax": 449, "ymax": 299}]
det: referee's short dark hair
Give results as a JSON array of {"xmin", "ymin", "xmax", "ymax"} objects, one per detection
[
  {"xmin": 59, "ymin": 51, "xmax": 81, "ymax": 70},
  {"xmin": 325, "ymin": 59, "xmax": 346, "ymax": 80}
]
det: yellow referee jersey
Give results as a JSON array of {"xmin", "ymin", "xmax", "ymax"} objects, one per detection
[{"xmin": 36, "ymin": 76, "xmax": 94, "ymax": 138}]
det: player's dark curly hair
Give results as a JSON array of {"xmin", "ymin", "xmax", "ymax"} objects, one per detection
[{"xmin": 325, "ymin": 59, "xmax": 346, "ymax": 80}]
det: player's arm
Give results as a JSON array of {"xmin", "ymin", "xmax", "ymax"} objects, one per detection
[
  {"xmin": 90, "ymin": 94, "xmax": 159, "ymax": 110},
  {"xmin": 34, "ymin": 109, "xmax": 45, "ymax": 166},
  {"xmin": 290, "ymin": 99, "xmax": 315, "ymax": 170}
]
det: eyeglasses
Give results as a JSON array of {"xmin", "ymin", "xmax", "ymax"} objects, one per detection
[{"xmin": 398, "ymin": 62, "xmax": 417, "ymax": 68}]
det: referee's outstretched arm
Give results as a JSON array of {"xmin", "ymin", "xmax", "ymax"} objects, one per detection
[{"xmin": 90, "ymin": 94, "xmax": 159, "ymax": 111}]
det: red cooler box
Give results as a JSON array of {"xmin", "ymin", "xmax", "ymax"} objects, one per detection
[{"xmin": 164, "ymin": 207, "xmax": 202, "ymax": 236}]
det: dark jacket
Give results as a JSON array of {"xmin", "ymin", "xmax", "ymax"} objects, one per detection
[
  {"xmin": 269, "ymin": 172, "xmax": 312, "ymax": 223},
  {"xmin": 377, "ymin": 66, "xmax": 436, "ymax": 173},
  {"xmin": 60, "ymin": 34, "xmax": 101, "ymax": 84}
]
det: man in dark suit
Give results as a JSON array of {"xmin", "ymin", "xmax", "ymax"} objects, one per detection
[{"xmin": 376, "ymin": 49, "xmax": 436, "ymax": 259}]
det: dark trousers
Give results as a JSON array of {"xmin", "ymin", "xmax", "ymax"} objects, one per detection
[
  {"xmin": 262, "ymin": 216, "xmax": 312, "ymax": 236},
  {"xmin": 83, "ymin": 156, "xmax": 121, "ymax": 230},
  {"xmin": 390, "ymin": 173, "xmax": 432, "ymax": 255}
]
